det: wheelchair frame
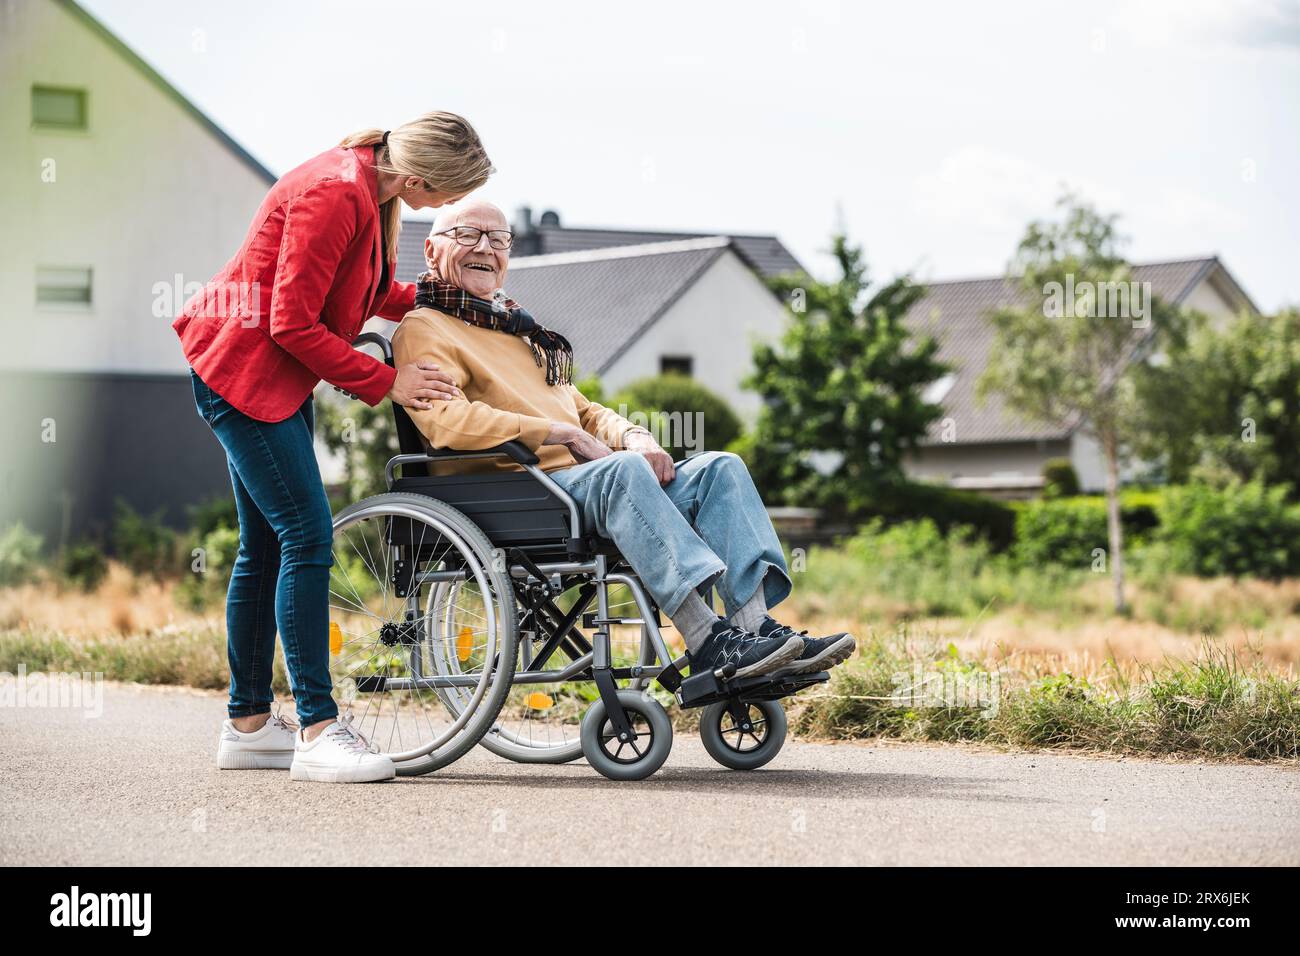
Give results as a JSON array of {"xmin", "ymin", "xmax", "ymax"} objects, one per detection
[{"xmin": 341, "ymin": 333, "xmax": 826, "ymax": 779}]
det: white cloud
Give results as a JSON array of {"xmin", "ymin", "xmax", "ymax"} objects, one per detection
[
  {"xmin": 1139, "ymin": 186, "xmax": 1248, "ymax": 236},
  {"xmin": 1111, "ymin": 0, "xmax": 1300, "ymax": 53},
  {"xmin": 913, "ymin": 146, "xmax": 1123, "ymax": 234}
]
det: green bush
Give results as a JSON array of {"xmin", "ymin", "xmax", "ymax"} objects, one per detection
[
  {"xmin": 177, "ymin": 525, "xmax": 242, "ymax": 611},
  {"xmin": 60, "ymin": 542, "xmax": 108, "ymax": 592},
  {"xmin": 841, "ymin": 519, "xmax": 1073, "ymax": 617},
  {"xmin": 867, "ymin": 482, "xmax": 1018, "ymax": 550},
  {"xmin": 1156, "ymin": 481, "xmax": 1300, "ymax": 579},
  {"xmin": 1013, "ymin": 493, "xmax": 1163, "ymax": 568},
  {"xmin": 187, "ymin": 496, "xmax": 239, "ymax": 539},
  {"xmin": 0, "ymin": 523, "xmax": 44, "ymax": 587},
  {"xmin": 573, "ymin": 371, "xmax": 606, "ymax": 405},
  {"xmin": 112, "ymin": 499, "xmax": 178, "ymax": 579},
  {"xmin": 1013, "ymin": 497, "xmax": 1109, "ymax": 569},
  {"xmin": 610, "ymin": 374, "xmax": 742, "ymax": 457},
  {"xmin": 1041, "ymin": 458, "xmax": 1080, "ymax": 498}
]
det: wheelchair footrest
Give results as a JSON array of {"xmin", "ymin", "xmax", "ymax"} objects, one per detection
[{"xmin": 677, "ymin": 669, "xmax": 830, "ymax": 709}]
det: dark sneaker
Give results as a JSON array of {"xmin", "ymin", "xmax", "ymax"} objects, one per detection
[
  {"xmin": 758, "ymin": 617, "xmax": 856, "ymax": 677},
  {"xmin": 688, "ymin": 620, "xmax": 805, "ymax": 680}
]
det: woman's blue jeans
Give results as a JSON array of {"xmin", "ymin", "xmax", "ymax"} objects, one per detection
[
  {"xmin": 190, "ymin": 370, "xmax": 337, "ymax": 726},
  {"xmin": 549, "ymin": 451, "xmax": 792, "ymax": 618}
]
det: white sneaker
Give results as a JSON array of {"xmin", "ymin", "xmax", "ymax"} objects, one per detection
[
  {"xmin": 289, "ymin": 715, "xmax": 396, "ymax": 784},
  {"xmin": 216, "ymin": 710, "xmax": 298, "ymax": 770}
]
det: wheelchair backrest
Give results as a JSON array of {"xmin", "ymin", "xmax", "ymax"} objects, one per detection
[{"xmin": 391, "ymin": 404, "xmax": 431, "ymax": 478}]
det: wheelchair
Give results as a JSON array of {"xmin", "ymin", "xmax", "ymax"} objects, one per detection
[{"xmin": 325, "ymin": 333, "xmax": 829, "ymax": 780}]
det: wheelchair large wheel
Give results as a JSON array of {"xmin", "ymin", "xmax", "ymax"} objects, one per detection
[
  {"xmin": 580, "ymin": 690, "xmax": 673, "ymax": 781},
  {"xmin": 699, "ymin": 700, "xmax": 787, "ymax": 771},
  {"xmin": 430, "ymin": 576, "xmax": 656, "ymax": 764},
  {"xmin": 328, "ymin": 492, "xmax": 517, "ymax": 775}
]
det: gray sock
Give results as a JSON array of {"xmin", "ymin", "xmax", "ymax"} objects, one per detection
[
  {"xmin": 671, "ymin": 591, "xmax": 721, "ymax": 652},
  {"xmin": 730, "ymin": 588, "xmax": 768, "ymax": 633}
]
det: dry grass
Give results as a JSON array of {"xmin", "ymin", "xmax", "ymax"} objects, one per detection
[
  {"xmin": 783, "ymin": 555, "xmax": 1300, "ymax": 679},
  {"xmin": 0, "ymin": 562, "xmax": 210, "ymax": 637},
  {"xmin": 3, "ymin": 562, "xmax": 1298, "ymax": 759}
]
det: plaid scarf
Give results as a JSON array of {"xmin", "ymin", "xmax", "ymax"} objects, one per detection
[{"xmin": 414, "ymin": 271, "xmax": 574, "ymax": 386}]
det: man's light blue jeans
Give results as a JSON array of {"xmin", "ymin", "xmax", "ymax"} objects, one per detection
[{"xmin": 548, "ymin": 451, "xmax": 792, "ymax": 618}]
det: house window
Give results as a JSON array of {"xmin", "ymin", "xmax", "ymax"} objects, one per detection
[
  {"xmin": 32, "ymin": 85, "xmax": 88, "ymax": 130},
  {"xmin": 660, "ymin": 355, "xmax": 693, "ymax": 376},
  {"xmin": 36, "ymin": 267, "xmax": 93, "ymax": 306}
]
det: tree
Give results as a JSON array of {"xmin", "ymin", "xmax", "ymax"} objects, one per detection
[
  {"xmin": 315, "ymin": 392, "xmax": 399, "ymax": 501},
  {"xmin": 1131, "ymin": 307, "xmax": 1300, "ymax": 493},
  {"xmin": 979, "ymin": 196, "xmax": 1180, "ymax": 613},
  {"xmin": 745, "ymin": 235, "xmax": 947, "ymax": 516}
]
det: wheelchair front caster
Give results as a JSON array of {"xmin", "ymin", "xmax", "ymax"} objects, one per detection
[
  {"xmin": 580, "ymin": 690, "xmax": 673, "ymax": 781},
  {"xmin": 699, "ymin": 699, "xmax": 787, "ymax": 770}
]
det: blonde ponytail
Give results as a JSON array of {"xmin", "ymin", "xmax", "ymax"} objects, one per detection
[{"xmin": 340, "ymin": 111, "xmax": 494, "ymax": 264}]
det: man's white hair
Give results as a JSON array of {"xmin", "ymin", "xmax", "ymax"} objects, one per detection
[{"xmin": 428, "ymin": 200, "xmax": 509, "ymax": 238}]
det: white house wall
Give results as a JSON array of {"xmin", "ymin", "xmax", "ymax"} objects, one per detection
[
  {"xmin": 600, "ymin": 250, "xmax": 787, "ymax": 421},
  {"xmin": 0, "ymin": 0, "xmax": 273, "ymax": 542},
  {"xmin": 1, "ymin": 0, "xmax": 272, "ymax": 376}
]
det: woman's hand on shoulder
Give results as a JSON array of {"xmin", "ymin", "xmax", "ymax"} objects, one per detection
[{"xmin": 388, "ymin": 362, "xmax": 461, "ymax": 410}]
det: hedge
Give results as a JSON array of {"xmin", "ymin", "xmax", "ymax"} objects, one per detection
[
  {"xmin": 1156, "ymin": 481, "xmax": 1300, "ymax": 579},
  {"xmin": 1013, "ymin": 493, "xmax": 1160, "ymax": 568},
  {"xmin": 865, "ymin": 481, "xmax": 1018, "ymax": 551}
]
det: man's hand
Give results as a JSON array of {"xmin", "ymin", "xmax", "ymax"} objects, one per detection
[
  {"xmin": 545, "ymin": 422, "xmax": 613, "ymax": 463},
  {"xmin": 388, "ymin": 362, "xmax": 460, "ymax": 410},
  {"xmin": 624, "ymin": 429, "xmax": 675, "ymax": 485}
]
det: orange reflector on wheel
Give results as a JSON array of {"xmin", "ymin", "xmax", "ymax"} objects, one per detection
[
  {"xmin": 456, "ymin": 626, "xmax": 474, "ymax": 662},
  {"xmin": 328, "ymin": 621, "xmax": 343, "ymax": 655},
  {"xmin": 525, "ymin": 692, "xmax": 554, "ymax": 711}
]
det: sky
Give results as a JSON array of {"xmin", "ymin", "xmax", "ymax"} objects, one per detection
[{"xmin": 81, "ymin": 0, "xmax": 1300, "ymax": 311}]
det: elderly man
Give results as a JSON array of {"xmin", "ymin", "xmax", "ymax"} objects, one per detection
[{"xmin": 391, "ymin": 201, "xmax": 855, "ymax": 679}]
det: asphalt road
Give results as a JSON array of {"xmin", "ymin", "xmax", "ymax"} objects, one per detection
[{"xmin": 2, "ymin": 681, "xmax": 1297, "ymax": 866}]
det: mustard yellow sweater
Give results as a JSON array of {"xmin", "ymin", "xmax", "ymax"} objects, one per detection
[{"xmin": 391, "ymin": 307, "xmax": 637, "ymax": 473}]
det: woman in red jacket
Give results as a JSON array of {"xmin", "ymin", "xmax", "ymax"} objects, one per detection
[{"xmin": 175, "ymin": 111, "xmax": 493, "ymax": 783}]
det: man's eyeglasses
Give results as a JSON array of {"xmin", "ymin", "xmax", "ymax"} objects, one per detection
[{"xmin": 433, "ymin": 226, "xmax": 514, "ymax": 250}]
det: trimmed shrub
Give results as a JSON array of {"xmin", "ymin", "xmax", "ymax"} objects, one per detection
[
  {"xmin": 610, "ymin": 374, "xmax": 742, "ymax": 457},
  {"xmin": 1013, "ymin": 492, "xmax": 1164, "ymax": 568},
  {"xmin": 1013, "ymin": 497, "xmax": 1109, "ymax": 569},
  {"xmin": 1156, "ymin": 480, "xmax": 1300, "ymax": 579},
  {"xmin": 1041, "ymin": 458, "xmax": 1080, "ymax": 498},
  {"xmin": 868, "ymin": 481, "xmax": 1018, "ymax": 551}
]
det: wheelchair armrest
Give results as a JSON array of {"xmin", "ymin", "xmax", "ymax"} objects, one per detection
[
  {"xmin": 424, "ymin": 440, "xmax": 539, "ymax": 467},
  {"xmin": 385, "ymin": 441, "xmax": 584, "ymax": 546},
  {"xmin": 385, "ymin": 441, "xmax": 541, "ymax": 484}
]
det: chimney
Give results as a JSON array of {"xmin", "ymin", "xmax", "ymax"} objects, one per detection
[{"xmin": 514, "ymin": 205, "xmax": 534, "ymax": 235}]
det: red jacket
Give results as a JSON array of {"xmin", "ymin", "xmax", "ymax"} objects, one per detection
[{"xmin": 174, "ymin": 145, "xmax": 414, "ymax": 422}]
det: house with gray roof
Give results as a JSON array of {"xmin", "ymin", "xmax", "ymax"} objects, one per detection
[
  {"xmin": 903, "ymin": 256, "xmax": 1259, "ymax": 495},
  {"xmin": 506, "ymin": 206, "xmax": 805, "ymax": 279},
  {"xmin": 392, "ymin": 220, "xmax": 799, "ymax": 420}
]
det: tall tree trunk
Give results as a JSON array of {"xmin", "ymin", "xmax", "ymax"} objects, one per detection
[{"xmin": 1102, "ymin": 430, "xmax": 1127, "ymax": 614}]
